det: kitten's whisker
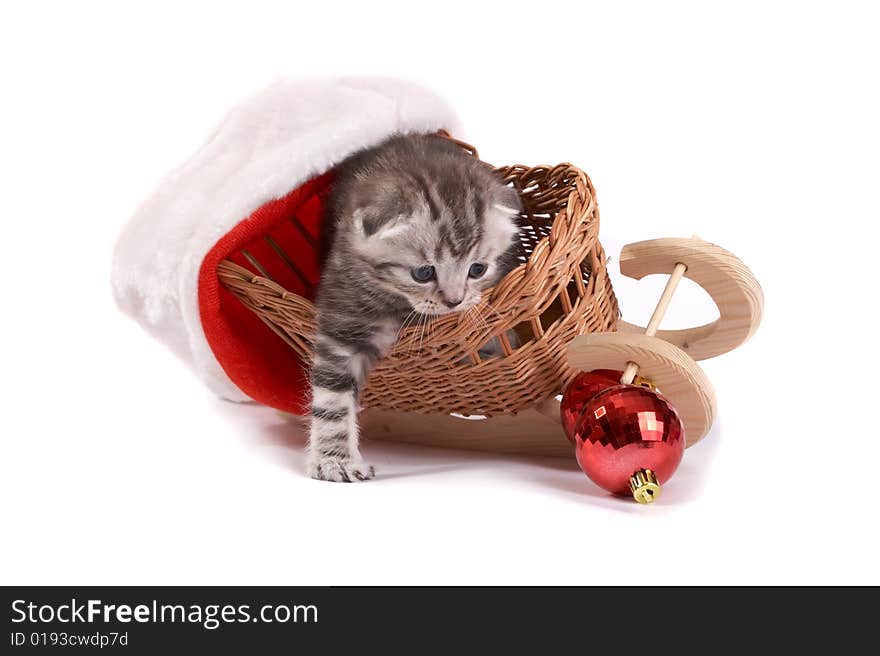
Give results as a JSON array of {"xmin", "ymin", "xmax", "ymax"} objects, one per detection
[
  {"xmin": 473, "ymin": 304, "xmax": 490, "ymax": 332},
  {"xmin": 394, "ymin": 310, "xmax": 417, "ymax": 351},
  {"xmin": 409, "ymin": 314, "xmax": 426, "ymax": 358},
  {"xmin": 395, "ymin": 312, "xmax": 411, "ymax": 340},
  {"xmin": 417, "ymin": 315, "xmax": 427, "ymax": 358},
  {"xmin": 405, "ymin": 315, "xmax": 417, "ymax": 357},
  {"xmin": 416, "ymin": 312, "xmax": 434, "ymax": 358},
  {"xmin": 464, "ymin": 307, "xmax": 478, "ymax": 335},
  {"xmin": 468, "ymin": 307, "xmax": 484, "ymax": 336},
  {"xmin": 403, "ymin": 310, "xmax": 421, "ymax": 336},
  {"xmin": 480, "ymin": 298, "xmax": 503, "ymax": 321}
]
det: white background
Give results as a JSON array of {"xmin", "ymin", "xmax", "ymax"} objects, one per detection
[{"xmin": 2, "ymin": 1, "xmax": 878, "ymax": 585}]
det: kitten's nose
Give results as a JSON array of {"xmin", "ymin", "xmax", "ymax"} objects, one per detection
[{"xmin": 441, "ymin": 296, "xmax": 463, "ymax": 309}]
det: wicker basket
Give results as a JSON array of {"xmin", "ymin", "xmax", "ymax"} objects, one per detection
[{"xmin": 217, "ymin": 138, "xmax": 619, "ymax": 417}]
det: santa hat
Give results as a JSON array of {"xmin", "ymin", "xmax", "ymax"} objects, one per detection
[{"xmin": 112, "ymin": 77, "xmax": 460, "ymax": 410}]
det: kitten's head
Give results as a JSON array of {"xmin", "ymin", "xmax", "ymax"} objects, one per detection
[{"xmin": 340, "ymin": 137, "xmax": 521, "ymax": 316}]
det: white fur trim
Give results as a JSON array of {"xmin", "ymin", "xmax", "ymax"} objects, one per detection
[{"xmin": 112, "ymin": 77, "xmax": 461, "ymax": 401}]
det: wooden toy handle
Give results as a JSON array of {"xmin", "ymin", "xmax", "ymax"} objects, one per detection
[
  {"xmin": 620, "ymin": 261, "xmax": 687, "ymax": 384},
  {"xmin": 616, "ymin": 237, "xmax": 763, "ymax": 362}
]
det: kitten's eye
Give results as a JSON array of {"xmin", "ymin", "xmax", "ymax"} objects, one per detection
[
  {"xmin": 468, "ymin": 262, "xmax": 488, "ymax": 279},
  {"xmin": 410, "ymin": 265, "xmax": 436, "ymax": 283}
]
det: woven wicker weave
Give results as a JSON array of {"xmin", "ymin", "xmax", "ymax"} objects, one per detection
[{"xmin": 217, "ymin": 138, "xmax": 619, "ymax": 416}]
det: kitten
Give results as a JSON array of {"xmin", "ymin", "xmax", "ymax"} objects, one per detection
[{"xmin": 307, "ymin": 134, "xmax": 521, "ymax": 482}]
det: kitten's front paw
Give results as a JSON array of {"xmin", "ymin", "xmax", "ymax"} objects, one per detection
[{"xmin": 307, "ymin": 455, "xmax": 375, "ymax": 482}]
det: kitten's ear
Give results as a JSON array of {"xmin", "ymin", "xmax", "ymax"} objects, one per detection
[
  {"xmin": 350, "ymin": 178, "xmax": 414, "ymax": 240},
  {"xmin": 353, "ymin": 207, "xmax": 412, "ymax": 241},
  {"xmin": 492, "ymin": 202, "xmax": 522, "ymax": 221},
  {"xmin": 486, "ymin": 186, "xmax": 522, "ymax": 241},
  {"xmin": 494, "ymin": 185, "xmax": 523, "ymax": 217}
]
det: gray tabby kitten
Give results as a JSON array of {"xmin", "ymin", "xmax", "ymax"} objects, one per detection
[{"xmin": 307, "ymin": 134, "xmax": 522, "ymax": 482}]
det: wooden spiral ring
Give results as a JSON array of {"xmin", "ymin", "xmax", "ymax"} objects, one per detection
[{"xmin": 616, "ymin": 237, "xmax": 764, "ymax": 361}]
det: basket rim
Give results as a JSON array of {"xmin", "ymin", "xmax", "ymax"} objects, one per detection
[{"xmin": 217, "ymin": 159, "xmax": 600, "ymax": 342}]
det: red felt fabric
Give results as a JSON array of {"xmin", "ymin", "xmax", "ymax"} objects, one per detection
[{"xmin": 198, "ymin": 172, "xmax": 334, "ymax": 413}]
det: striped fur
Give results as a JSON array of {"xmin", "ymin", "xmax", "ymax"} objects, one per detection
[{"xmin": 306, "ymin": 134, "xmax": 521, "ymax": 482}]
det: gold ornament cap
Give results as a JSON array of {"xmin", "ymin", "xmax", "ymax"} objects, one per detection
[
  {"xmin": 629, "ymin": 469, "xmax": 661, "ymax": 504},
  {"xmin": 633, "ymin": 375, "xmax": 657, "ymax": 392}
]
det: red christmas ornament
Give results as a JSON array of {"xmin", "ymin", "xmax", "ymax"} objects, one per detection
[
  {"xmin": 560, "ymin": 369, "xmax": 624, "ymax": 442},
  {"xmin": 574, "ymin": 385, "xmax": 685, "ymax": 503}
]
